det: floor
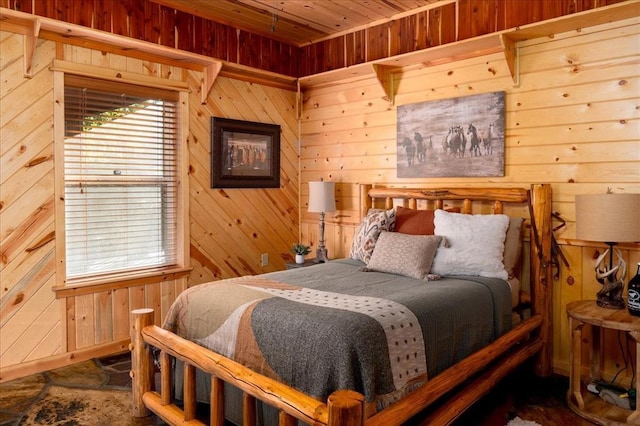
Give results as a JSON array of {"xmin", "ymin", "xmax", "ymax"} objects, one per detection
[
  {"xmin": 0, "ymin": 354, "xmax": 592, "ymax": 426},
  {"xmin": 451, "ymin": 364, "xmax": 593, "ymax": 426},
  {"xmin": 0, "ymin": 353, "xmax": 165, "ymax": 426}
]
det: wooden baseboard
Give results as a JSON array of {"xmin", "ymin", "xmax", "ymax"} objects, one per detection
[{"xmin": 0, "ymin": 339, "xmax": 130, "ymax": 383}]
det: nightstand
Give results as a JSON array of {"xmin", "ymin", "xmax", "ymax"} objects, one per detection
[
  {"xmin": 567, "ymin": 300, "xmax": 640, "ymax": 425},
  {"xmin": 285, "ymin": 258, "xmax": 319, "ymax": 269}
]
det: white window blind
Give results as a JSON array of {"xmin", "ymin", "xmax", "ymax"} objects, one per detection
[{"xmin": 64, "ymin": 78, "xmax": 178, "ymax": 279}]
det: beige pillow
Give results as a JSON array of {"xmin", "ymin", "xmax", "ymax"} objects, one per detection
[{"xmin": 366, "ymin": 231, "xmax": 442, "ymax": 280}]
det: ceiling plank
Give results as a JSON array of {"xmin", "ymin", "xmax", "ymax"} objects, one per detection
[{"xmin": 149, "ymin": 0, "xmax": 445, "ymax": 46}]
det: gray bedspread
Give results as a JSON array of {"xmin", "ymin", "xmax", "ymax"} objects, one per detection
[{"xmin": 165, "ymin": 258, "xmax": 512, "ymax": 417}]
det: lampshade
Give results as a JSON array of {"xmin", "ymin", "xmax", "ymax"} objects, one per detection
[
  {"xmin": 575, "ymin": 193, "xmax": 640, "ymax": 243},
  {"xmin": 308, "ymin": 181, "xmax": 336, "ymax": 213}
]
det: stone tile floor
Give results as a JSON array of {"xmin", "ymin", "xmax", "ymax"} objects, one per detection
[
  {"xmin": 0, "ymin": 353, "xmax": 588, "ymax": 426},
  {"xmin": 0, "ymin": 353, "xmax": 165, "ymax": 426}
]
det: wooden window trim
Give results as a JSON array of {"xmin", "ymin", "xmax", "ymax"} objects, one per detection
[
  {"xmin": 53, "ymin": 65, "xmax": 190, "ymax": 292},
  {"xmin": 53, "ymin": 266, "xmax": 192, "ymax": 299}
]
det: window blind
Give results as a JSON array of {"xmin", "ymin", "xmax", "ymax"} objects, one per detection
[{"xmin": 64, "ymin": 81, "xmax": 178, "ymax": 279}]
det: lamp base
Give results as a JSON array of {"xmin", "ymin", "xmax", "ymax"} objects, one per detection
[{"xmin": 316, "ymin": 247, "xmax": 329, "ymax": 263}]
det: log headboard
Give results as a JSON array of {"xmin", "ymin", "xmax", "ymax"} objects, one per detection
[{"xmin": 358, "ymin": 183, "xmax": 554, "ymax": 377}]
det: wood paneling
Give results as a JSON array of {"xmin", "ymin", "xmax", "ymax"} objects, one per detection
[
  {"xmin": 2, "ymin": 0, "xmax": 625, "ymax": 78},
  {"xmin": 0, "ymin": 31, "xmax": 58, "ymax": 372},
  {"xmin": 1, "ymin": 0, "xmax": 300, "ymax": 77},
  {"xmin": 0, "ymin": 26, "xmax": 297, "ymax": 379},
  {"xmin": 299, "ymin": 16, "xmax": 640, "ymax": 382},
  {"xmin": 186, "ymin": 72, "xmax": 298, "ymax": 284}
]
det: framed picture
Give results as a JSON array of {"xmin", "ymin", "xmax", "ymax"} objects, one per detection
[
  {"xmin": 397, "ymin": 91, "xmax": 505, "ymax": 178},
  {"xmin": 211, "ymin": 117, "xmax": 281, "ymax": 188}
]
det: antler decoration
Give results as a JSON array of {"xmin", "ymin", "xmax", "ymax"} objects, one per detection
[{"xmin": 594, "ymin": 247, "xmax": 626, "ymax": 309}]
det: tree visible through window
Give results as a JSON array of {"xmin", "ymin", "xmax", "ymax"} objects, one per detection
[{"xmin": 64, "ymin": 78, "xmax": 178, "ymax": 280}]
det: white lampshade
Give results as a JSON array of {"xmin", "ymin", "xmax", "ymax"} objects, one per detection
[
  {"xmin": 308, "ymin": 181, "xmax": 336, "ymax": 213},
  {"xmin": 575, "ymin": 193, "xmax": 640, "ymax": 243}
]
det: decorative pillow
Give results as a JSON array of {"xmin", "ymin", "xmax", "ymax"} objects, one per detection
[
  {"xmin": 349, "ymin": 208, "xmax": 396, "ymax": 263},
  {"xmin": 431, "ymin": 210, "xmax": 510, "ymax": 279},
  {"xmin": 367, "ymin": 232, "xmax": 442, "ymax": 280},
  {"xmin": 395, "ymin": 206, "xmax": 461, "ymax": 235},
  {"xmin": 504, "ymin": 217, "xmax": 524, "ymax": 278}
]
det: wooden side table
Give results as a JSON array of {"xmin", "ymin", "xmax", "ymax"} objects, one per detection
[{"xmin": 567, "ymin": 300, "xmax": 640, "ymax": 425}]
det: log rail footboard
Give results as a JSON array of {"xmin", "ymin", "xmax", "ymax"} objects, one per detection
[
  {"xmin": 130, "ymin": 307, "xmax": 364, "ymax": 426},
  {"xmin": 130, "ymin": 184, "xmax": 553, "ymax": 426}
]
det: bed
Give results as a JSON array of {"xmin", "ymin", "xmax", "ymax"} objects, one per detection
[{"xmin": 130, "ymin": 183, "xmax": 553, "ymax": 426}]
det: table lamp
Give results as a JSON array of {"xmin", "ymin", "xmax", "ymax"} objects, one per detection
[
  {"xmin": 575, "ymin": 192, "xmax": 640, "ymax": 309},
  {"xmin": 308, "ymin": 179, "xmax": 336, "ymax": 263}
]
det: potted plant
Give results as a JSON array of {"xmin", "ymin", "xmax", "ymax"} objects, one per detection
[{"xmin": 290, "ymin": 243, "xmax": 311, "ymax": 264}]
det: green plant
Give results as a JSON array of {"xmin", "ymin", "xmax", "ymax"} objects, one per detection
[{"xmin": 290, "ymin": 243, "xmax": 311, "ymax": 255}]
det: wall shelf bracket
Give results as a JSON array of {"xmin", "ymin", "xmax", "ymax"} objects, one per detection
[
  {"xmin": 0, "ymin": 10, "xmax": 41, "ymax": 77},
  {"xmin": 202, "ymin": 61, "xmax": 222, "ymax": 103},
  {"xmin": 500, "ymin": 34, "xmax": 520, "ymax": 86},
  {"xmin": 372, "ymin": 64, "xmax": 401, "ymax": 104},
  {"xmin": 24, "ymin": 17, "xmax": 40, "ymax": 77}
]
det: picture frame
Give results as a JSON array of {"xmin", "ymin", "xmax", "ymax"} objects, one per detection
[
  {"xmin": 396, "ymin": 91, "xmax": 505, "ymax": 178},
  {"xmin": 211, "ymin": 117, "xmax": 281, "ymax": 188}
]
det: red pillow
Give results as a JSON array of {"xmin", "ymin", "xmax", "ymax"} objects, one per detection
[{"xmin": 395, "ymin": 206, "xmax": 461, "ymax": 235}]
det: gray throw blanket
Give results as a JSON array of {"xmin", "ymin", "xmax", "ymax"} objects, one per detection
[{"xmin": 164, "ymin": 258, "xmax": 512, "ymax": 413}]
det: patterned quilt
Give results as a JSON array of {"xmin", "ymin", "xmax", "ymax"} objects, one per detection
[{"xmin": 163, "ymin": 258, "xmax": 512, "ymax": 411}]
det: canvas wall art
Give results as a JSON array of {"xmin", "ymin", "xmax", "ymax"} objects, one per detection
[{"xmin": 397, "ymin": 91, "xmax": 505, "ymax": 178}]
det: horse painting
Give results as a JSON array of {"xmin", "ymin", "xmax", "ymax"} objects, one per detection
[
  {"xmin": 415, "ymin": 132, "xmax": 425, "ymax": 163},
  {"xmin": 448, "ymin": 126, "xmax": 467, "ymax": 158},
  {"xmin": 467, "ymin": 123, "xmax": 482, "ymax": 157},
  {"xmin": 402, "ymin": 137, "xmax": 415, "ymax": 166},
  {"xmin": 442, "ymin": 127, "xmax": 453, "ymax": 154},
  {"xmin": 483, "ymin": 123, "xmax": 494, "ymax": 155},
  {"xmin": 396, "ymin": 91, "xmax": 504, "ymax": 178}
]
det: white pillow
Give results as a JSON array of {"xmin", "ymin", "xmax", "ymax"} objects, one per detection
[
  {"xmin": 431, "ymin": 210, "xmax": 510, "ymax": 280},
  {"xmin": 367, "ymin": 232, "xmax": 442, "ymax": 280}
]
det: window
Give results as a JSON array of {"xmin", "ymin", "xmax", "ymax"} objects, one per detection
[{"xmin": 63, "ymin": 76, "xmax": 179, "ymax": 280}]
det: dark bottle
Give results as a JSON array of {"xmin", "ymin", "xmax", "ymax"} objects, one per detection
[{"xmin": 628, "ymin": 263, "xmax": 640, "ymax": 317}]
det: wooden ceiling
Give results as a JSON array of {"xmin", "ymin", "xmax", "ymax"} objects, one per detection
[{"xmin": 150, "ymin": 0, "xmax": 446, "ymax": 46}]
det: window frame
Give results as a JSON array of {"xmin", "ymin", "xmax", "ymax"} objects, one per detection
[{"xmin": 53, "ymin": 68, "xmax": 190, "ymax": 293}]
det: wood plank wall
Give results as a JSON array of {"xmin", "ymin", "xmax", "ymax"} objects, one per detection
[
  {"xmin": 1, "ymin": 32, "xmax": 61, "ymax": 371},
  {"xmin": 186, "ymin": 73, "xmax": 298, "ymax": 286},
  {"xmin": 300, "ymin": 0, "xmax": 627, "ymax": 74},
  {"xmin": 299, "ymin": 16, "xmax": 640, "ymax": 381},
  {"xmin": 0, "ymin": 30, "xmax": 297, "ymax": 379},
  {"xmin": 0, "ymin": 0, "xmax": 300, "ymax": 77},
  {"xmin": 1, "ymin": 0, "xmax": 626, "ymax": 78}
]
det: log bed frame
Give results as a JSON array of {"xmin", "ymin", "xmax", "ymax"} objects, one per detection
[{"xmin": 130, "ymin": 183, "xmax": 553, "ymax": 426}]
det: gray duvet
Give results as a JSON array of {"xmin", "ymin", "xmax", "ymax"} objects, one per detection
[{"xmin": 166, "ymin": 258, "xmax": 512, "ymax": 422}]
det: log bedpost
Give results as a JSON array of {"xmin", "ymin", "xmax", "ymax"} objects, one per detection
[
  {"xmin": 131, "ymin": 308, "xmax": 155, "ymax": 417},
  {"xmin": 360, "ymin": 184, "xmax": 373, "ymax": 219},
  {"xmin": 327, "ymin": 390, "xmax": 364, "ymax": 426},
  {"xmin": 529, "ymin": 184, "xmax": 553, "ymax": 377}
]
